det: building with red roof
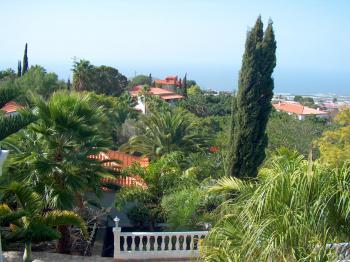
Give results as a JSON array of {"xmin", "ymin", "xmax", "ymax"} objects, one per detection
[
  {"xmin": 88, "ymin": 151, "xmax": 150, "ymax": 228},
  {"xmin": 92, "ymin": 150, "xmax": 149, "ymax": 191},
  {"xmin": 129, "ymin": 85, "xmax": 183, "ymax": 113},
  {"xmin": 273, "ymin": 102, "xmax": 329, "ymax": 120},
  {"xmin": 154, "ymin": 75, "xmax": 182, "ymax": 91}
]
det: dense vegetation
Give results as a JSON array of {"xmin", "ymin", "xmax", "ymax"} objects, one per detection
[
  {"xmin": 0, "ymin": 18, "xmax": 347, "ymax": 261},
  {"xmin": 204, "ymin": 149, "xmax": 350, "ymax": 261}
]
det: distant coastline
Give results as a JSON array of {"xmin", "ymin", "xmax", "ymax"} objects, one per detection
[{"xmin": 2, "ymin": 61, "xmax": 349, "ymax": 96}]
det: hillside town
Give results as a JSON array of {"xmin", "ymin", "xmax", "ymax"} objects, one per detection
[{"xmin": 1, "ymin": 1, "xmax": 350, "ymax": 262}]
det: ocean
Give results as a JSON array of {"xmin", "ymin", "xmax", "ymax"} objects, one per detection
[{"xmin": 32, "ymin": 62, "xmax": 350, "ymax": 96}]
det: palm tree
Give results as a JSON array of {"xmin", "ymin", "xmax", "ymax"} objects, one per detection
[
  {"xmin": 0, "ymin": 83, "xmax": 36, "ymax": 140},
  {"xmin": 121, "ymin": 108, "xmax": 208, "ymax": 159},
  {"xmin": 203, "ymin": 148, "xmax": 350, "ymax": 261},
  {"xmin": 72, "ymin": 59, "xmax": 95, "ymax": 92},
  {"xmin": 6, "ymin": 91, "xmax": 111, "ymax": 253},
  {"xmin": 0, "ymin": 182, "xmax": 87, "ymax": 262}
]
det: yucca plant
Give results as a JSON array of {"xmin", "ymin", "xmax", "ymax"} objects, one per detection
[
  {"xmin": 0, "ymin": 182, "xmax": 87, "ymax": 262},
  {"xmin": 203, "ymin": 148, "xmax": 350, "ymax": 261}
]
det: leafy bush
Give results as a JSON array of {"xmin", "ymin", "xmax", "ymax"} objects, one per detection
[{"xmin": 162, "ymin": 187, "xmax": 204, "ymax": 230}]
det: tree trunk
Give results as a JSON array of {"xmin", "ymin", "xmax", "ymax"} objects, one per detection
[
  {"xmin": 23, "ymin": 242, "xmax": 32, "ymax": 262},
  {"xmin": 57, "ymin": 225, "xmax": 71, "ymax": 254},
  {"xmin": 149, "ymin": 216, "xmax": 156, "ymax": 231},
  {"xmin": 75, "ymin": 193, "xmax": 84, "ymax": 209}
]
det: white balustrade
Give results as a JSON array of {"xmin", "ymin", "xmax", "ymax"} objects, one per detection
[
  {"xmin": 113, "ymin": 216, "xmax": 208, "ymax": 260},
  {"xmin": 325, "ymin": 242, "xmax": 350, "ymax": 260}
]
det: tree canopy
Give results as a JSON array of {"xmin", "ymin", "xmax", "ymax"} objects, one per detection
[
  {"xmin": 267, "ymin": 111, "xmax": 328, "ymax": 158},
  {"xmin": 317, "ymin": 108, "xmax": 350, "ymax": 166},
  {"xmin": 72, "ymin": 59, "xmax": 128, "ymax": 96},
  {"xmin": 127, "ymin": 74, "xmax": 151, "ymax": 88}
]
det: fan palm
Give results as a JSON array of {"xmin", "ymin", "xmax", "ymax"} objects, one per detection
[
  {"xmin": 0, "ymin": 182, "xmax": 87, "ymax": 262},
  {"xmin": 5, "ymin": 91, "xmax": 111, "ymax": 253},
  {"xmin": 72, "ymin": 59, "xmax": 95, "ymax": 92},
  {"xmin": 204, "ymin": 148, "xmax": 350, "ymax": 261},
  {"xmin": 121, "ymin": 108, "xmax": 208, "ymax": 159}
]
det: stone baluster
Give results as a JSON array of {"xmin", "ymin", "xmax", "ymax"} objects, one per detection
[
  {"xmin": 161, "ymin": 235, "xmax": 166, "ymax": 251},
  {"xmin": 146, "ymin": 235, "xmax": 151, "ymax": 251},
  {"xmin": 113, "ymin": 216, "xmax": 121, "ymax": 258},
  {"xmin": 123, "ymin": 236, "xmax": 127, "ymax": 251},
  {"xmin": 175, "ymin": 234, "xmax": 180, "ymax": 250},
  {"xmin": 189, "ymin": 234, "xmax": 194, "ymax": 250},
  {"xmin": 131, "ymin": 235, "xmax": 136, "ymax": 251}
]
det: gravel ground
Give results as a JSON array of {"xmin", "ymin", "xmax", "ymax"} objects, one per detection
[{"xmin": 3, "ymin": 251, "xmax": 113, "ymax": 262}]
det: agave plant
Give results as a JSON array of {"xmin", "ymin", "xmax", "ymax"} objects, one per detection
[
  {"xmin": 203, "ymin": 148, "xmax": 350, "ymax": 261},
  {"xmin": 0, "ymin": 182, "xmax": 87, "ymax": 262}
]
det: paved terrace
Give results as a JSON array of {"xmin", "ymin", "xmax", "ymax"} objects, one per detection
[{"xmin": 3, "ymin": 252, "xmax": 112, "ymax": 262}]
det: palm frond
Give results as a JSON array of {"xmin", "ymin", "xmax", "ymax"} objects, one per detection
[
  {"xmin": 121, "ymin": 108, "xmax": 208, "ymax": 159},
  {"xmin": 209, "ymin": 176, "xmax": 253, "ymax": 194},
  {"xmin": 41, "ymin": 210, "xmax": 88, "ymax": 237},
  {"xmin": 0, "ymin": 109, "xmax": 37, "ymax": 140},
  {"xmin": 4, "ymin": 182, "xmax": 42, "ymax": 215},
  {"xmin": 204, "ymin": 149, "xmax": 350, "ymax": 261},
  {"xmin": 0, "ymin": 204, "xmax": 27, "ymax": 226}
]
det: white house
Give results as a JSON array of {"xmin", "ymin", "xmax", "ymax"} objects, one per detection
[
  {"xmin": 129, "ymin": 85, "xmax": 183, "ymax": 114},
  {"xmin": 273, "ymin": 102, "xmax": 329, "ymax": 120}
]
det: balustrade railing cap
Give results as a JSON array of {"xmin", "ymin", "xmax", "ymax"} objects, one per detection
[{"xmin": 0, "ymin": 150, "xmax": 10, "ymax": 176}]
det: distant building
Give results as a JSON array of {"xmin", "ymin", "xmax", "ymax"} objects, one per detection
[
  {"xmin": 129, "ymin": 85, "xmax": 183, "ymax": 113},
  {"xmin": 154, "ymin": 75, "xmax": 182, "ymax": 91},
  {"xmin": 273, "ymin": 101, "xmax": 329, "ymax": 120}
]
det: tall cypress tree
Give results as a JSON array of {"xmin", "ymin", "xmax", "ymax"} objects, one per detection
[
  {"xmin": 67, "ymin": 78, "xmax": 71, "ymax": 91},
  {"xmin": 22, "ymin": 43, "xmax": 29, "ymax": 75},
  {"xmin": 226, "ymin": 17, "xmax": 276, "ymax": 178},
  {"xmin": 17, "ymin": 60, "xmax": 22, "ymax": 77},
  {"xmin": 182, "ymin": 73, "xmax": 188, "ymax": 98},
  {"xmin": 148, "ymin": 73, "xmax": 152, "ymax": 86}
]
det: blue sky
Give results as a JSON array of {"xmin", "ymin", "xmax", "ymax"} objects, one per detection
[{"xmin": 1, "ymin": 0, "xmax": 350, "ymax": 94}]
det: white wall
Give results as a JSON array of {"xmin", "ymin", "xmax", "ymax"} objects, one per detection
[{"xmin": 134, "ymin": 96, "xmax": 146, "ymax": 114}]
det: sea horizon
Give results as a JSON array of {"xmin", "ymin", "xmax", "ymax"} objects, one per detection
[{"xmin": 2, "ymin": 61, "xmax": 349, "ymax": 96}]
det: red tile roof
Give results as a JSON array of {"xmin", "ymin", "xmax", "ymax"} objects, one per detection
[
  {"xmin": 92, "ymin": 151, "xmax": 149, "ymax": 190},
  {"xmin": 130, "ymin": 86, "xmax": 184, "ymax": 101},
  {"xmin": 160, "ymin": 94, "xmax": 184, "ymax": 100},
  {"xmin": 273, "ymin": 102, "xmax": 328, "ymax": 115},
  {"xmin": 1, "ymin": 101, "xmax": 22, "ymax": 114},
  {"xmin": 149, "ymin": 87, "xmax": 175, "ymax": 95},
  {"xmin": 104, "ymin": 151, "xmax": 149, "ymax": 169},
  {"xmin": 154, "ymin": 75, "xmax": 181, "ymax": 86}
]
